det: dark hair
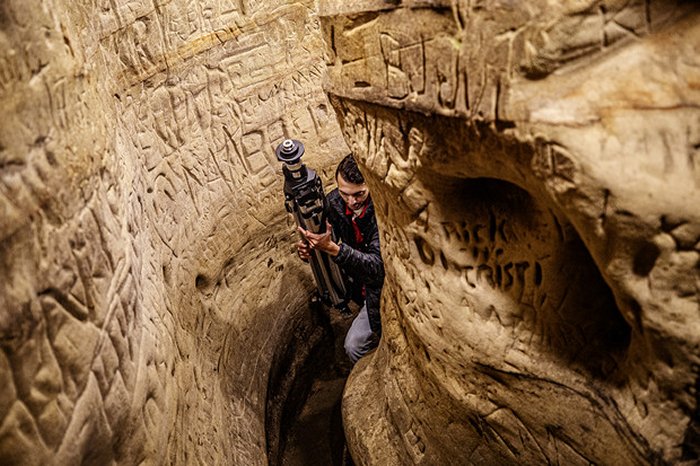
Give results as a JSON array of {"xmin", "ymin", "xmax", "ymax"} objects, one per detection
[{"xmin": 335, "ymin": 154, "xmax": 365, "ymax": 184}]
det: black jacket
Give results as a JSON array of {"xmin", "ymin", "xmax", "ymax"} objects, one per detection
[{"xmin": 327, "ymin": 188, "xmax": 385, "ymax": 334}]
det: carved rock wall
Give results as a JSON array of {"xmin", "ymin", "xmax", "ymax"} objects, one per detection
[
  {"xmin": 319, "ymin": 1, "xmax": 700, "ymax": 464},
  {"xmin": 0, "ymin": 0, "xmax": 345, "ymax": 464}
]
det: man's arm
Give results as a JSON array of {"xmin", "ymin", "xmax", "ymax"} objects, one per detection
[
  {"xmin": 332, "ymin": 226, "xmax": 384, "ymax": 287},
  {"xmin": 298, "ymin": 222, "xmax": 384, "ymax": 286}
]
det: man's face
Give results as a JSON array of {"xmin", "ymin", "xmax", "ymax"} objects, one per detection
[{"xmin": 337, "ymin": 174, "xmax": 369, "ymax": 211}]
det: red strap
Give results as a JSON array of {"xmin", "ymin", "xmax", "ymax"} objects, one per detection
[
  {"xmin": 345, "ymin": 203, "xmax": 368, "ymax": 245},
  {"xmin": 344, "ymin": 203, "xmax": 368, "ymax": 298}
]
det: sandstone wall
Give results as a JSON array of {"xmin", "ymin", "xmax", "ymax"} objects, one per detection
[
  {"xmin": 319, "ymin": 1, "xmax": 700, "ymax": 464},
  {"xmin": 0, "ymin": 0, "xmax": 345, "ymax": 464}
]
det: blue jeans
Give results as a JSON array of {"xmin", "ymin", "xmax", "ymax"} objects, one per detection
[{"xmin": 344, "ymin": 303, "xmax": 375, "ymax": 363}]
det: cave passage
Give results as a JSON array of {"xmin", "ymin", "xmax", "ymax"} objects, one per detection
[
  {"xmin": 267, "ymin": 299, "xmax": 358, "ymax": 466},
  {"xmin": 280, "ymin": 363, "xmax": 348, "ymax": 465}
]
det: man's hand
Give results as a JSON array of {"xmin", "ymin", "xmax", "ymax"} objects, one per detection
[
  {"xmin": 297, "ymin": 222, "xmax": 340, "ymax": 257},
  {"xmin": 296, "ymin": 240, "xmax": 311, "ymax": 262}
]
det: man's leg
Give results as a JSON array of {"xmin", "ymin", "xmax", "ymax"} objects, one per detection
[{"xmin": 344, "ymin": 303, "xmax": 376, "ymax": 363}]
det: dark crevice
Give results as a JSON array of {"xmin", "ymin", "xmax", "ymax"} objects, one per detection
[
  {"xmin": 632, "ymin": 241, "xmax": 660, "ymax": 277},
  {"xmin": 266, "ymin": 298, "xmax": 355, "ymax": 466},
  {"xmin": 682, "ymin": 367, "xmax": 700, "ymax": 460},
  {"xmin": 194, "ymin": 274, "xmax": 208, "ymax": 290}
]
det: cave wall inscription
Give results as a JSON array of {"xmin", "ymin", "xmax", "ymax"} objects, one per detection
[
  {"xmin": 320, "ymin": 1, "xmax": 700, "ymax": 464},
  {"xmin": 0, "ymin": 0, "xmax": 346, "ymax": 464}
]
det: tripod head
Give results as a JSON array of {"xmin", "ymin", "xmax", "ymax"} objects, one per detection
[
  {"xmin": 276, "ymin": 139, "xmax": 308, "ymax": 184},
  {"xmin": 275, "ymin": 138, "xmax": 304, "ymax": 164}
]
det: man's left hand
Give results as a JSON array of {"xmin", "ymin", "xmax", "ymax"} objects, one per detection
[{"xmin": 297, "ymin": 222, "xmax": 340, "ymax": 257}]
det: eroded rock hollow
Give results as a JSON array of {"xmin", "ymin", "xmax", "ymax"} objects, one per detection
[{"xmin": 1, "ymin": 0, "xmax": 699, "ymax": 465}]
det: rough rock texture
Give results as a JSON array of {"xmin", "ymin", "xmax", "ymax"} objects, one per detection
[
  {"xmin": 0, "ymin": 0, "xmax": 346, "ymax": 464},
  {"xmin": 319, "ymin": 1, "xmax": 700, "ymax": 464},
  {"xmin": 3, "ymin": 0, "xmax": 700, "ymax": 464}
]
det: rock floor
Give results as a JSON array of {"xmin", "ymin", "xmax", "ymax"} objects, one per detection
[
  {"xmin": 281, "ymin": 373, "xmax": 348, "ymax": 466},
  {"xmin": 281, "ymin": 305, "xmax": 357, "ymax": 466}
]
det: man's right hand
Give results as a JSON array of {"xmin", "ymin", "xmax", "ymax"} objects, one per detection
[{"xmin": 296, "ymin": 240, "xmax": 311, "ymax": 262}]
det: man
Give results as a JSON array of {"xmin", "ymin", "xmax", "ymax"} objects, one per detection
[{"xmin": 297, "ymin": 154, "xmax": 384, "ymax": 363}]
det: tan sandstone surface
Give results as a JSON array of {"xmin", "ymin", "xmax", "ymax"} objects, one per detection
[
  {"xmin": 0, "ymin": 0, "xmax": 347, "ymax": 464},
  {"xmin": 2, "ymin": 0, "xmax": 700, "ymax": 465},
  {"xmin": 318, "ymin": 1, "xmax": 700, "ymax": 465}
]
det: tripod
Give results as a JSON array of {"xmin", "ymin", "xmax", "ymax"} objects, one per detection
[{"xmin": 276, "ymin": 139, "xmax": 348, "ymax": 312}]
